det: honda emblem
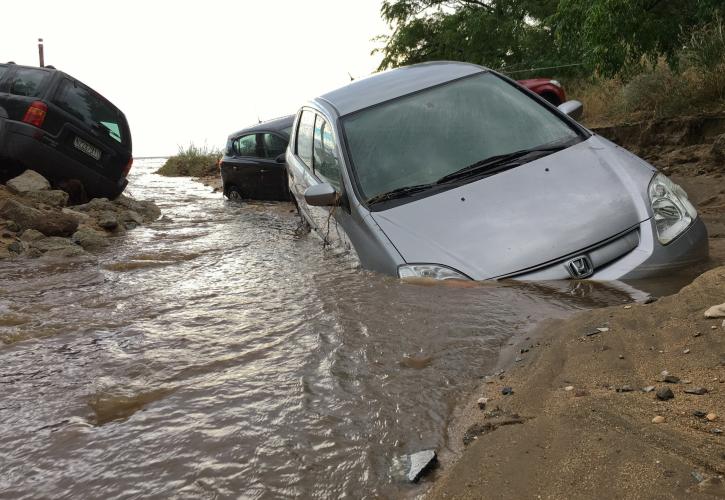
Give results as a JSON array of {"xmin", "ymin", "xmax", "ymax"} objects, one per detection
[{"xmin": 565, "ymin": 255, "xmax": 594, "ymax": 279}]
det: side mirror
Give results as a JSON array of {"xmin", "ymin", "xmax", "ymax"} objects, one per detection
[
  {"xmin": 275, "ymin": 153, "xmax": 286, "ymax": 164},
  {"xmin": 558, "ymin": 100, "xmax": 584, "ymax": 121},
  {"xmin": 304, "ymin": 183, "xmax": 338, "ymax": 207}
]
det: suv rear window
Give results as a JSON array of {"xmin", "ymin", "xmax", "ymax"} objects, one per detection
[
  {"xmin": 54, "ymin": 78, "xmax": 127, "ymax": 145},
  {"xmin": 0, "ymin": 65, "xmax": 8, "ymax": 81},
  {"xmin": 8, "ymin": 67, "xmax": 49, "ymax": 97}
]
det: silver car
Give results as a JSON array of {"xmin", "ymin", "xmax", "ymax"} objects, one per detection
[{"xmin": 286, "ymin": 62, "xmax": 708, "ymax": 281}]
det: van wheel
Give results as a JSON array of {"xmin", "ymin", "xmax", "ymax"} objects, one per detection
[{"xmin": 226, "ymin": 185, "xmax": 243, "ymax": 202}]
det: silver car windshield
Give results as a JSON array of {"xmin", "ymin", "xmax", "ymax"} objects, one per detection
[{"xmin": 342, "ymin": 72, "xmax": 581, "ymax": 203}]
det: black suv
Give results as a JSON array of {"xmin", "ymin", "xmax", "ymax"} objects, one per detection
[
  {"xmin": 0, "ymin": 62, "xmax": 132, "ymax": 199},
  {"xmin": 221, "ymin": 115, "xmax": 294, "ymax": 201}
]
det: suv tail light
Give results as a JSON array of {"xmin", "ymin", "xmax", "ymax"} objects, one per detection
[
  {"xmin": 22, "ymin": 101, "xmax": 48, "ymax": 128},
  {"xmin": 122, "ymin": 157, "xmax": 133, "ymax": 177}
]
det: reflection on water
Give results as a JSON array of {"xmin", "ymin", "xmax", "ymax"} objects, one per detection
[{"xmin": 0, "ymin": 161, "xmax": 687, "ymax": 498}]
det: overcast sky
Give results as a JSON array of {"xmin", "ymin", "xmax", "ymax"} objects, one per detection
[{"xmin": 0, "ymin": 0, "xmax": 388, "ymax": 156}]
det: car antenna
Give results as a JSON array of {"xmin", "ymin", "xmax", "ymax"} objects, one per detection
[
  {"xmin": 38, "ymin": 38, "xmax": 45, "ymax": 67},
  {"xmin": 257, "ymin": 116, "xmax": 262, "ymax": 124},
  {"xmin": 348, "ymin": 72, "xmax": 355, "ymax": 81}
]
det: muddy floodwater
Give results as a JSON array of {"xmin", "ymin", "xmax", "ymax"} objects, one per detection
[{"xmin": 0, "ymin": 161, "xmax": 680, "ymax": 498}]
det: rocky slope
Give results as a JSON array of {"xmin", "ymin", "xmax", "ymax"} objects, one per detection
[{"xmin": 0, "ymin": 170, "xmax": 160, "ymax": 260}]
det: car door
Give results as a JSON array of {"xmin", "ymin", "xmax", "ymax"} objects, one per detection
[
  {"xmin": 288, "ymin": 109, "xmax": 319, "ymax": 225},
  {"xmin": 226, "ymin": 133, "xmax": 266, "ymax": 198},
  {"xmin": 260, "ymin": 132, "xmax": 290, "ymax": 200}
]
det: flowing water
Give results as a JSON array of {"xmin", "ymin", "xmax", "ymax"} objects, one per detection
[{"xmin": 0, "ymin": 161, "xmax": 663, "ymax": 498}]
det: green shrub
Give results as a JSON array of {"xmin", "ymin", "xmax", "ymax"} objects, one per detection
[{"xmin": 156, "ymin": 143, "xmax": 222, "ymax": 178}]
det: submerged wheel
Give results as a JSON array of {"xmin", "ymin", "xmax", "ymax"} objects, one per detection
[{"xmin": 226, "ymin": 185, "xmax": 243, "ymax": 202}]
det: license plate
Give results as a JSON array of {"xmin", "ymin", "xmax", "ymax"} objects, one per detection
[{"xmin": 73, "ymin": 136, "xmax": 102, "ymax": 160}]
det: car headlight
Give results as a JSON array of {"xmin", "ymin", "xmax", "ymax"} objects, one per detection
[
  {"xmin": 550, "ymin": 80, "xmax": 562, "ymax": 88},
  {"xmin": 648, "ymin": 173, "xmax": 697, "ymax": 244},
  {"xmin": 398, "ymin": 264, "xmax": 471, "ymax": 280}
]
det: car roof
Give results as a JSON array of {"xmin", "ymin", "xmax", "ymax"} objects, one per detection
[
  {"xmin": 316, "ymin": 61, "xmax": 487, "ymax": 117},
  {"xmin": 229, "ymin": 115, "xmax": 295, "ymax": 138}
]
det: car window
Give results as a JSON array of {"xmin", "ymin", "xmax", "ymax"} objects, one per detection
[
  {"xmin": 262, "ymin": 133, "xmax": 287, "ymax": 159},
  {"xmin": 8, "ymin": 68, "xmax": 49, "ymax": 97},
  {"xmin": 0, "ymin": 65, "xmax": 8, "ymax": 82},
  {"xmin": 54, "ymin": 78, "xmax": 127, "ymax": 144},
  {"xmin": 234, "ymin": 134, "xmax": 260, "ymax": 157},
  {"xmin": 313, "ymin": 116, "xmax": 341, "ymax": 190},
  {"xmin": 296, "ymin": 110, "xmax": 315, "ymax": 168}
]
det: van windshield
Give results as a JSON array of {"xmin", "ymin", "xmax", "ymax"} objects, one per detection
[
  {"xmin": 54, "ymin": 78, "xmax": 128, "ymax": 145},
  {"xmin": 342, "ymin": 72, "xmax": 582, "ymax": 203}
]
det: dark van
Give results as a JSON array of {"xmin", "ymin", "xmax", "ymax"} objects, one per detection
[{"xmin": 0, "ymin": 62, "xmax": 132, "ymax": 199}]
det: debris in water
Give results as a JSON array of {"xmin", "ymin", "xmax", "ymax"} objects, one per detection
[{"xmin": 406, "ymin": 450, "xmax": 437, "ymax": 483}]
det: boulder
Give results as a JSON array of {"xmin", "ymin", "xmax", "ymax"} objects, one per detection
[
  {"xmin": 97, "ymin": 211, "xmax": 119, "ymax": 231},
  {"xmin": 712, "ymin": 134, "xmax": 725, "ymax": 162},
  {"xmin": 30, "ymin": 236, "xmax": 86, "ymax": 257},
  {"xmin": 115, "ymin": 194, "xmax": 161, "ymax": 222},
  {"xmin": 0, "ymin": 199, "xmax": 79, "ymax": 237},
  {"xmin": 72, "ymin": 227, "xmax": 109, "ymax": 250},
  {"xmin": 20, "ymin": 229, "xmax": 44, "ymax": 242},
  {"xmin": 61, "ymin": 208, "xmax": 91, "ymax": 224},
  {"xmin": 22, "ymin": 189, "xmax": 69, "ymax": 208},
  {"xmin": 6, "ymin": 170, "xmax": 50, "ymax": 193},
  {"xmin": 705, "ymin": 303, "xmax": 725, "ymax": 319}
]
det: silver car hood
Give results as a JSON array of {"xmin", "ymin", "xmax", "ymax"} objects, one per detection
[{"xmin": 370, "ymin": 136, "xmax": 655, "ymax": 279}]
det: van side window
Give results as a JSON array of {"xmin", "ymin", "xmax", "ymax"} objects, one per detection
[
  {"xmin": 296, "ymin": 111, "xmax": 315, "ymax": 168},
  {"xmin": 0, "ymin": 65, "xmax": 8, "ymax": 83},
  {"xmin": 313, "ymin": 116, "xmax": 342, "ymax": 190},
  {"xmin": 8, "ymin": 68, "xmax": 48, "ymax": 98},
  {"xmin": 234, "ymin": 134, "xmax": 260, "ymax": 157}
]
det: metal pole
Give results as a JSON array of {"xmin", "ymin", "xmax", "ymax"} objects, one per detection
[{"xmin": 38, "ymin": 38, "xmax": 44, "ymax": 67}]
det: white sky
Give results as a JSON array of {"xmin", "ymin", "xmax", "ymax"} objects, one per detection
[{"xmin": 0, "ymin": 0, "xmax": 388, "ymax": 156}]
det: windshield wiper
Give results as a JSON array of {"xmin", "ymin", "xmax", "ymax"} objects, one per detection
[
  {"xmin": 366, "ymin": 183, "xmax": 436, "ymax": 205},
  {"xmin": 436, "ymin": 144, "xmax": 569, "ymax": 185}
]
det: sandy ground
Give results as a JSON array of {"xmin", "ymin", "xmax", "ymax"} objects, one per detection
[{"xmin": 428, "ymin": 119, "xmax": 725, "ymax": 499}]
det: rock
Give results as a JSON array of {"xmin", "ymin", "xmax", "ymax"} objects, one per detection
[
  {"xmin": 656, "ymin": 371, "xmax": 680, "ymax": 383},
  {"xmin": 712, "ymin": 134, "xmax": 725, "ymax": 161},
  {"xmin": 618, "ymin": 355, "xmax": 625, "ymax": 359},
  {"xmin": 652, "ymin": 416, "xmax": 666, "ymax": 424},
  {"xmin": 5, "ymin": 220, "xmax": 20, "ymax": 232},
  {"xmin": 7, "ymin": 241, "xmax": 25, "ymax": 254},
  {"xmin": 115, "ymin": 194, "xmax": 161, "ymax": 222},
  {"xmin": 22, "ymin": 189, "xmax": 69, "ymax": 208},
  {"xmin": 574, "ymin": 389, "xmax": 588, "ymax": 397},
  {"xmin": 694, "ymin": 332, "xmax": 702, "ymax": 337},
  {"xmin": 706, "ymin": 413, "xmax": 718, "ymax": 422},
  {"xmin": 656, "ymin": 387, "xmax": 675, "ymax": 401},
  {"xmin": 71, "ymin": 228, "xmax": 109, "ymax": 251},
  {"xmin": 684, "ymin": 387, "xmax": 708, "ymax": 395},
  {"xmin": 694, "ymin": 410, "xmax": 707, "ymax": 418},
  {"xmin": 0, "ymin": 199, "xmax": 79, "ymax": 237},
  {"xmin": 624, "ymin": 305, "xmax": 632, "ymax": 309},
  {"xmin": 97, "ymin": 211, "xmax": 119, "ymax": 231},
  {"xmin": 642, "ymin": 386, "xmax": 656, "ymax": 393},
  {"xmin": 406, "ymin": 449, "xmax": 437, "ymax": 483},
  {"xmin": 564, "ymin": 385, "xmax": 575, "ymax": 392},
  {"xmin": 30, "ymin": 236, "xmax": 86, "ymax": 257},
  {"xmin": 705, "ymin": 303, "xmax": 725, "ymax": 318},
  {"xmin": 477, "ymin": 397, "xmax": 488, "ymax": 410},
  {"xmin": 61, "ymin": 208, "xmax": 91, "ymax": 224},
  {"xmin": 20, "ymin": 229, "xmax": 44, "ymax": 242},
  {"xmin": 683, "ymin": 349, "xmax": 691, "ymax": 354},
  {"xmin": 692, "ymin": 471, "xmax": 705, "ymax": 483},
  {"xmin": 501, "ymin": 387, "xmax": 514, "ymax": 396},
  {"xmin": 6, "ymin": 169, "xmax": 50, "ymax": 193},
  {"xmin": 644, "ymin": 296, "xmax": 658, "ymax": 304},
  {"xmin": 617, "ymin": 385, "xmax": 634, "ymax": 393}
]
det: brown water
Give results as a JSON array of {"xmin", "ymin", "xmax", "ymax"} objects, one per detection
[{"xmin": 0, "ymin": 161, "xmax": 661, "ymax": 498}]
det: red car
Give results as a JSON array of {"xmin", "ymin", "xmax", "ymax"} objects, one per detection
[{"xmin": 517, "ymin": 78, "xmax": 566, "ymax": 106}]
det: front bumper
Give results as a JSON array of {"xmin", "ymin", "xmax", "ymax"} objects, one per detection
[{"xmin": 512, "ymin": 217, "xmax": 709, "ymax": 281}]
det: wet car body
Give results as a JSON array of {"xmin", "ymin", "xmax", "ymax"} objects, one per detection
[
  {"xmin": 0, "ymin": 62, "xmax": 132, "ymax": 199},
  {"xmin": 220, "ymin": 115, "xmax": 294, "ymax": 201},
  {"xmin": 286, "ymin": 62, "xmax": 708, "ymax": 281}
]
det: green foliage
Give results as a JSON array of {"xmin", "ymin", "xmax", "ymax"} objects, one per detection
[
  {"xmin": 376, "ymin": 0, "xmax": 724, "ymax": 78},
  {"xmin": 156, "ymin": 143, "xmax": 221, "ymax": 178}
]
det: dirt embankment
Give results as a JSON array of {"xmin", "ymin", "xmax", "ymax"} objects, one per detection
[
  {"xmin": 0, "ymin": 170, "xmax": 160, "ymax": 260},
  {"xmin": 429, "ymin": 116, "xmax": 725, "ymax": 499}
]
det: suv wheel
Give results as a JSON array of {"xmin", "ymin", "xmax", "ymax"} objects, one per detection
[{"xmin": 226, "ymin": 185, "xmax": 243, "ymax": 202}]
